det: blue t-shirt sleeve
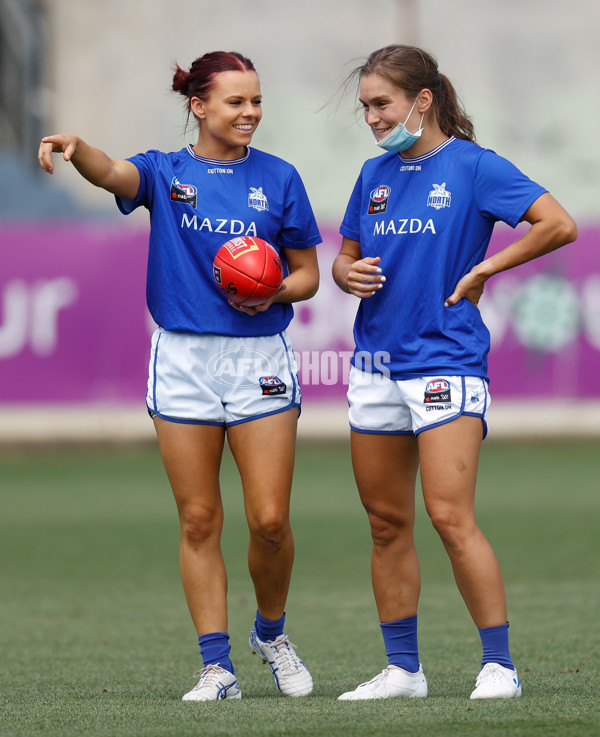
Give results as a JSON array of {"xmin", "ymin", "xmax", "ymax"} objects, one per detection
[
  {"xmin": 474, "ymin": 149, "xmax": 547, "ymax": 227},
  {"xmin": 339, "ymin": 170, "xmax": 363, "ymax": 241},
  {"xmin": 277, "ymin": 167, "xmax": 322, "ymax": 249},
  {"xmin": 114, "ymin": 150, "xmax": 161, "ymax": 215}
]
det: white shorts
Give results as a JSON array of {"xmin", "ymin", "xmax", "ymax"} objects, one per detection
[
  {"xmin": 348, "ymin": 367, "xmax": 490, "ymax": 437},
  {"xmin": 147, "ymin": 328, "xmax": 301, "ymax": 426}
]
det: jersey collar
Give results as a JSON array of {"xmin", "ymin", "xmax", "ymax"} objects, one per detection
[
  {"xmin": 186, "ymin": 144, "xmax": 250, "ymax": 165},
  {"xmin": 398, "ymin": 136, "xmax": 455, "ymax": 164}
]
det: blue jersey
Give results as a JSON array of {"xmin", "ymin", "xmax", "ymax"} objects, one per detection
[
  {"xmin": 116, "ymin": 145, "xmax": 321, "ymax": 336},
  {"xmin": 340, "ymin": 137, "xmax": 546, "ymax": 380}
]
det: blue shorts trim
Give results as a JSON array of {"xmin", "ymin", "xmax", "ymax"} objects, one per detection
[
  {"xmin": 225, "ymin": 402, "xmax": 301, "ymax": 428},
  {"xmin": 350, "ymin": 425, "xmax": 413, "ymax": 436},
  {"xmin": 147, "ymin": 407, "xmax": 223, "ymax": 426},
  {"xmin": 149, "ymin": 402, "xmax": 301, "ymax": 428},
  {"xmin": 149, "ymin": 330, "xmax": 162, "ymax": 415},
  {"xmin": 279, "ymin": 332, "xmax": 299, "ymax": 407}
]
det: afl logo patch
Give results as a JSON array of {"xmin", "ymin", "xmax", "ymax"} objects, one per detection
[
  {"xmin": 170, "ymin": 177, "xmax": 197, "ymax": 207},
  {"xmin": 259, "ymin": 376, "xmax": 287, "ymax": 396},
  {"xmin": 368, "ymin": 185, "xmax": 391, "ymax": 215},
  {"xmin": 424, "ymin": 378, "xmax": 451, "ymax": 403}
]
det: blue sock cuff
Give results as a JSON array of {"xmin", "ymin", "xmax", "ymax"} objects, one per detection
[
  {"xmin": 198, "ymin": 631, "xmax": 230, "ymax": 646},
  {"xmin": 380, "ymin": 615, "xmax": 420, "ymax": 674},
  {"xmin": 382, "ymin": 614, "xmax": 417, "ymax": 627},
  {"xmin": 477, "ymin": 623, "xmax": 509, "ymax": 636},
  {"xmin": 478, "ymin": 622, "xmax": 514, "ymax": 670},
  {"xmin": 255, "ymin": 610, "xmax": 285, "ymax": 642},
  {"xmin": 198, "ymin": 631, "xmax": 235, "ymax": 675}
]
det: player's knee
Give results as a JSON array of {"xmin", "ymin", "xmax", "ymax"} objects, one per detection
[
  {"xmin": 179, "ymin": 506, "xmax": 222, "ymax": 549},
  {"xmin": 249, "ymin": 513, "xmax": 291, "ymax": 550},
  {"xmin": 427, "ymin": 507, "xmax": 472, "ymax": 548},
  {"xmin": 367, "ymin": 510, "xmax": 412, "ymax": 547}
]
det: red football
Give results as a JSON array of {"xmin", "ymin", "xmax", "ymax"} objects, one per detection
[{"xmin": 213, "ymin": 236, "xmax": 283, "ymax": 306}]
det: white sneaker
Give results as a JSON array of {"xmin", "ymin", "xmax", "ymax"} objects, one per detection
[
  {"xmin": 338, "ymin": 665, "xmax": 428, "ymax": 700},
  {"xmin": 181, "ymin": 664, "xmax": 242, "ymax": 701},
  {"xmin": 249, "ymin": 627, "xmax": 313, "ymax": 697},
  {"xmin": 470, "ymin": 662, "xmax": 522, "ymax": 699}
]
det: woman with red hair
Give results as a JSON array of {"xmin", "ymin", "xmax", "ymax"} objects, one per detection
[{"xmin": 39, "ymin": 51, "xmax": 320, "ymax": 702}]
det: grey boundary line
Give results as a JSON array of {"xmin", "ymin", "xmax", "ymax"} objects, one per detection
[{"xmin": 0, "ymin": 401, "xmax": 599, "ymax": 443}]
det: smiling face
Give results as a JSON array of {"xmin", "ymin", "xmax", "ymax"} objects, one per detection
[
  {"xmin": 359, "ymin": 73, "xmax": 420, "ymax": 143},
  {"xmin": 191, "ymin": 69, "xmax": 262, "ymax": 160}
]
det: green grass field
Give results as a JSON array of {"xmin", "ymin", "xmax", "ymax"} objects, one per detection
[{"xmin": 0, "ymin": 438, "xmax": 598, "ymax": 736}]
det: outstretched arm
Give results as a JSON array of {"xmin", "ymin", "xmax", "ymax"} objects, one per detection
[
  {"xmin": 445, "ymin": 193, "xmax": 578, "ymax": 306},
  {"xmin": 38, "ymin": 134, "xmax": 140, "ymax": 201}
]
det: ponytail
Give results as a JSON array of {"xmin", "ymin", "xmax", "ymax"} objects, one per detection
[
  {"xmin": 436, "ymin": 73, "xmax": 475, "ymax": 143},
  {"xmin": 172, "ymin": 64, "xmax": 191, "ymax": 97},
  {"xmin": 172, "ymin": 51, "xmax": 256, "ymax": 107}
]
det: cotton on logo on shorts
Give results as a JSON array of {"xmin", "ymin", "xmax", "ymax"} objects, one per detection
[{"xmin": 207, "ymin": 348, "xmax": 278, "ymax": 388}]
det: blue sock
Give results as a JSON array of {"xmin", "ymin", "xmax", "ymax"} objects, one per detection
[
  {"xmin": 478, "ymin": 622, "xmax": 514, "ymax": 670},
  {"xmin": 198, "ymin": 631, "xmax": 235, "ymax": 675},
  {"xmin": 255, "ymin": 610, "xmax": 285, "ymax": 642},
  {"xmin": 380, "ymin": 615, "xmax": 420, "ymax": 673}
]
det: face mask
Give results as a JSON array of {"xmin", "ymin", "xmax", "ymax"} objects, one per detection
[{"xmin": 375, "ymin": 97, "xmax": 424, "ymax": 153}]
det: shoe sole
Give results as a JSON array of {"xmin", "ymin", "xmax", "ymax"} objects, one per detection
[
  {"xmin": 338, "ymin": 689, "xmax": 427, "ymax": 700},
  {"xmin": 182, "ymin": 691, "xmax": 242, "ymax": 702},
  {"xmin": 470, "ymin": 689, "xmax": 521, "ymax": 700}
]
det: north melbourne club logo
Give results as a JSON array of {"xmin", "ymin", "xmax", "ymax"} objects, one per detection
[
  {"xmin": 368, "ymin": 185, "xmax": 391, "ymax": 215},
  {"xmin": 170, "ymin": 177, "xmax": 197, "ymax": 207},
  {"xmin": 427, "ymin": 182, "xmax": 451, "ymax": 210},
  {"xmin": 248, "ymin": 187, "xmax": 269, "ymax": 212}
]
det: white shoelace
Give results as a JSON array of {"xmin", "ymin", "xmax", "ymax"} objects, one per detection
[
  {"xmin": 190, "ymin": 664, "xmax": 225, "ymax": 690},
  {"xmin": 475, "ymin": 663, "xmax": 504, "ymax": 686},
  {"xmin": 268, "ymin": 635, "xmax": 303, "ymax": 674},
  {"xmin": 356, "ymin": 669, "xmax": 389, "ymax": 689}
]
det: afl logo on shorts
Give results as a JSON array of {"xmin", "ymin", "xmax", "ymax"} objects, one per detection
[
  {"xmin": 170, "ymin": 177, "xmax": 197, "ymax": 207},
  {"xmin": 424, "ymin": 378, "xmax": 451, "ymax": 404},
  {"xmin": 259, "ymin": 376, "xmax": 287, "ymax": 396},
  {"xmin": 368, "ymin": 185, "xmax": 391, "ymax": 215}
]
